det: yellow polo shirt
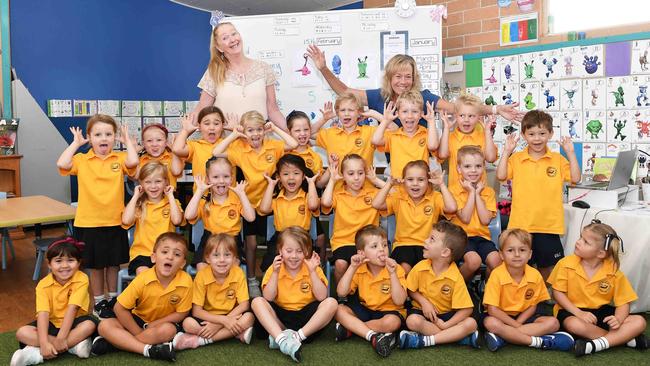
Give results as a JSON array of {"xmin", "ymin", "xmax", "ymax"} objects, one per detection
[
  {"xmin": 187, "ymin": 139, "xmax": 220, "ymax": 191},
  {"xmin": 117, "ymin": 267, "xmax": 193, "ymax": 323},
  {"xmin": 35, "ymin": 271, "xmax": 89, "ymax": 328},
  {"xmin": 548, "ymin": 254, "xmax": 637, "ymax": 315},
  {"xmin": 350, "ymin": 263, "xmax": 406, "ymax": 316},
  {"xmin": 449, "ymin": 185, "xmax": 496, "ymax": 240},
  {"xmin": 316, "ymin": 125, "xmax": 379, "ymax": 168},
  {"xmin": 227, "ymin": 138, "xmax": 285, "ymax": 206},
  {"xmin": 262, "ymin": 264, "xmax": 328, "ymax": 311},
  {"xmin": 506, "ymin": 148, "xmax": 570, "ymax": 234},
  {"xmin": 483, "ymin": 263, "xmax": 550, "ymax": 316},
  {"xmin": 322, "ymin": 185, "xmax": 384, "ymax": 252},
  {"xmin": 446, "ymin": 126, "xmax": 486, "ymax": 191},
  {"xmin": 383, "ymin": 126, "xmax": 430, "ymax": 178},
  {"xmin": 291, "ymin": 147, "xmax": 324, "ymax": 176},
  {"xmin": 188, "ymin": 191, "xmax": 244, "ymax": 236},
  {"xmin": 386, "ymin": 189, "xmax": 445, "ymax": 248},
  {"xmin": 59, "ymin": 150, "xmax": 135, "ymax": 227},
  {"xmin": 139, "ymin": 150, "xmax": 180, "ymax": 188},
  {"xmin": 193, "ymin": 265, "xmax": 248, "ymax": 315},
  {"xmin": 407, "ymin": 260, "xmax": 473, "ymax": 313},
  {"xmin": 125, "ymin": 199, "xmax": 183, "ymax": 261},
  {"xmin": 270, "ymin": 190, "xmax": 318, "ymax": 232}
]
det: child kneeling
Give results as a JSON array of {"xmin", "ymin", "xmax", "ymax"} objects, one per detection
[
  {"xmin": 335, "ymin": 225, "xmax": 407, "ymax": 358},
  {"xmin": 399, "ymin": 221, "xmax": 479, "ymax": 349},
  {"xmin": 92, "ymin": 232, "xmax": 192, "ymax": 361},
  {"xmin": 252, "ymin": 226, "xmax": 337, "ymax": 363}
]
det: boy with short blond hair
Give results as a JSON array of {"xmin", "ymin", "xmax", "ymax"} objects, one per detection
[
  {"xmin": 399, "ymin": 221, "xmax": 479, "ymax": 349},
  {"xmin": 334, "ymin": 225, "xmax": 406, "ymax": 358},
  {"xmin": 92, "ymin": 232, "xmax": 193, "ymax": 361}
]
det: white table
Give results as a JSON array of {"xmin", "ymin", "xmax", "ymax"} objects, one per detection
[{"xmin": 563, "ymin": 203, "xmax": 650, "ymax": 312}]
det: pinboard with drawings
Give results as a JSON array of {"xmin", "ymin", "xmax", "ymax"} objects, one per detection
[{"xmin": 227, "ymin": 5, "xmax": 444, "ymax": 148}]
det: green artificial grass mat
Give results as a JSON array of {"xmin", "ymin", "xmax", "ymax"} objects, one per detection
[{"xmin": 2, "ymin": 318, "xmax": 648, "ymax": 366}]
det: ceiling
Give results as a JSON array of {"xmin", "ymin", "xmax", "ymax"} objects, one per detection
[{"xmin": 171, "ymin": 0, "xmax": 361, "ymax": 16}]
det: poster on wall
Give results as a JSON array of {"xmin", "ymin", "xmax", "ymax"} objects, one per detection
[{"xmin": 499, "ymin": 12, "xmax": 538, "ymax": 47}]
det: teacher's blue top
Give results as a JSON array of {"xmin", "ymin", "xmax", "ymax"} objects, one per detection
[{"xmin": 365, "ymin": 88, "xmax": 440, "ymax": 127}]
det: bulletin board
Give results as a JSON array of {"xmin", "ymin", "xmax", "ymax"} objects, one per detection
[
  {"xmin": 227, "ymin": 5, "xmax": 444, "ymax": 121},
  {"xmin": 462, "ymin": 32, "xmax": 650, "ymax": 182}
]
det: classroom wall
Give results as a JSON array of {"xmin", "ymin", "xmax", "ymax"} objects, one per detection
[{"xmin": 364, "ymin": 0, "xmax": 650, "ymax": 57}]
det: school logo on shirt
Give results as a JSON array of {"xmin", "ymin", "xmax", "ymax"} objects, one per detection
[
  {"xmin": 228, "ymin": 209, "xmax": 237, "ymax": 220},
  {"xmin": 598, "ymin": 280, "xmax": 611, "ymax": 294},
  {"xmin": 380, "ymin": 283, "xmax": 390, "ymax": 294},
  {"xmin": 298, "ymin": 205, "xmax": 306, "ymax": 215},
  {"xmin": 265, "ymin": 154, "xmax": 275, "ymax": 163},
  {"xmin": 226, "ymin": 289, "xmax": 236, "ymax": 299},
  {"xmin": 110, "ymin": 162, "xmax": 120, "ymax": 172},
  {"xmin": 162, "ymin": 208, "xmax": 170, "ymax": 218},
  {"xmin": 300, "ymin": 281, "xmax": 311, "ymax": 293},
  {"xmin": 364, "ymin": 196, "xmax": 372, "ymax": 205},
  {"xmin": 440, "ymin": 284, "xmax": 452, "ymax": 297},
  {"xmin": 354, "ymin": 138, "xmax": 363, "ymax": 147},
  {"xmin": 525, "ymin": 288, "xmax": 535, "ymax": 300},
  {"xmin": 305, "ymin": 158, "xmax": 314, "ymax": 168},
  {"xmin": 546, "ymin": 167, "xmax": 557, "ymax": 177},
  {"xmin": 418, "ymin": 138, "xmax": 426, "ymax": 147},
  {"xmin": 423, "ymin": 206, "xmax": 433, "ymax": 215},
  {"xmin": 169, "ymin": 294, "xmax": 181, "ymax": 305}
]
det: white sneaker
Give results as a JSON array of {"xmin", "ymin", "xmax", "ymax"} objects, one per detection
[
  {"xmin": 68, "ymin": 338, "xmax": 92, "ymax": 358},
  {"xmin": 10, "ymin": 346, "xmax": 43, "ymax": 366},
  {"xmin": 239, "ymin": 327, "xmax": 253, "ymax": 344},
  {"xmin": 247, "ymin": 277, "xmax": 262, "ymax": 298}
]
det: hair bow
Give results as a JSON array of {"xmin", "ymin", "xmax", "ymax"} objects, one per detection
[{"xmin": 48, "ymin": 236, "xmax": 85, "ymax": 251}]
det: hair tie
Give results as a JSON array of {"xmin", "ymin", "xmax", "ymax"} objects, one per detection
[
  {"xmin": 141, "ymin": 123, "xmax": 169, "ymax": 139},
  {"xmin": 210, "ymin": 10, "xmax": 224, "ymax": 27},
  {"xmin": 48, "ymin": 236, "xmax": 85, "ymax": 252}
]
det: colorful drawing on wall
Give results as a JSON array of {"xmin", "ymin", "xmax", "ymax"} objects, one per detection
[
  {"xmin": 500, "ymin": 12, "xmax": 538, "ymax": 47},
  {"xmin": 357, "ymin": 56, "xmax": 368, "ymax": 78},
  {"xmin": 332, "ymin": 55, "xmax": 342, "ymax": 77},
  {"xmin": 296, "ymin": 53, "xmax": 312, "ymax": 76}
]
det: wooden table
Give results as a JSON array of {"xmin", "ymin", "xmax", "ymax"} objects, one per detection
[{"xmin": 0, "ymin": 195, "xmax": 76, "ymax": 270}]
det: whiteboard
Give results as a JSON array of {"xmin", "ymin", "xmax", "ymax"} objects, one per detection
[{"xmin": 228, "ymin": 5, "xmax": 443, "ymax": 121}]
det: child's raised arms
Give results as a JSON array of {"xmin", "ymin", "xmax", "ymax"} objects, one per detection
[
  {"xmin": 56, "ymin": 127, "xmax": 89, "ymax": 170},
  {"xmin": 424, "ymin": 101, "xmax": 440, "ymax": 152},
  {"xmin": 369, "ymin": 101, "xmax": 398, "ymax": 147},
  {"xmin": 171, "ymin": 113, "xmax": 198, "ymax": 158}
]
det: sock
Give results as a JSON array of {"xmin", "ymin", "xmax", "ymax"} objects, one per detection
[
  {"xmin": 365, "ymin": 330, "xmax": 377, "ymax": 342},
  {"xmin": 423, "ymin": 335, "xmax": 436, "ymax": 347},
  {"xmin": 529, "ymin": 336, "xmax": 542, "ymax": 348},
  {"xmin": 143, "ymin": 344, "xmax": 152, "ymax": 357},
  {"xmin": 297, "ymin": 329, "xmax": 307, "ymax": 341},
  {"xmin": 275, "ymin": 333, "xmax": 288, "ymax": 345},
  {"xmin": 626, "ymin": 338, "xmax": 637, "ymax": 348},
  {"xmin": 94, "ymin": 295, "xmax": 105, "ymax": 305},
  {"xmin": 198, "ymin": 337, "xmax": 213, "ymax": 346},
  {"xmin": 108, "ymin": 292, "xmax": 117, "ymax": 300},
  {"xmin": 585, "ymin": 337, "xmax": 609, "ymax": 354}
]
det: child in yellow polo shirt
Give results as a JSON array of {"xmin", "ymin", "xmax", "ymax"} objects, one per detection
[
  {"xmin": 92, "ymin": 233, "xmax": 192, "ymax": 361},
  {"xmin": 335, "ymin": 225, "xmax": 407, "ymax": 358},
  {"xmin": 496, "ymin": 110, "xmax": 581, "ymax": 280},
  {"xmin": 451, "ymin": 145, "xmax": 502, "ymax": 281},
  {"xmin": 213, "ymin": 110, "xmax": 298, "ymax": 297},
  {"xmin": 172, "ymin": 106, "xmax": 226, "ymax": 191},
  {"xmin": 185, "ymin": 157, "xmax": 255, "ymax": 271},
  {"xmin": 252, "ymin": 227, "xmax": 337, "ymax": 363},
  {"xmin": 483, "ymin": 229, "xmax": 574, "ymax": 352},
  {"xmin": 438, "ymin": 93, "xmax": 498, "ymax": 191},
  {"xmin": 399, "ymin": 221, "xmax": 479, "ymax": 349},
  {"xmin": 136, "ymin": 123, "xmax": 183, "ymax": 189},
  {"xmin": 122, "ymin": 161, "xmax": 184, "ymax": 275},
  {"xmin": 372, "ymin": 160, "xmax": 456, "ymax": 273},
  {"xmin": 174, "ymin": 234, "xmax": 254, "ymax": 350},
  {"xmin": 548, "ymin": 222, "xmax": 648, "ymax": 357},
  {"xmin": 370, "ymin": 90, "xmax": 439, "ymax": 178},
  {"xmin": 321, "ymin": 154, "xmax": 386, "ymax": 283},
  {"xmin": 57, "ymin": 115, "xmax": 139, "ymax": 319},
  {"xmin": 258, "ymin": 154, "xmax": 320, "ymax": 271},
  {"xmin": 11, "ymin": 239, "xmax": 97, "ymax": 366}
]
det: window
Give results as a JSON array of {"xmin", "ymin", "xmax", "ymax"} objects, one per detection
[{"xmin": 547, "ymin": 0, "xmax": 650, "ymax": 34}]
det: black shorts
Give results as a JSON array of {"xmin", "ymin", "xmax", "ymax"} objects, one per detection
[
  {"xmin": 315, "ymin": 216, "xmax": 326, "ymax": 237},
  {"xmin": 390, "ymin": 245, "xmax": 424, "ymax": 268},
  {"xmin": 74, "ymin": 226, "xmax": 129, "ymax": 269},
  {"xmin": 130, "ymin": 313, "xmax": 183, "ymax": 333},
  {"xmin": 481, "ymin": 306, "xmax": 543, "ymax": 326},
  {"xmin": 465, "ymin": 236, "xmax": 498, "ymax": 263},
  {"xmin": 347, "ymin": 299, "xmax": 405, "ymax": 329},
  {"xmin": 331, "ymin": 245, "xmax": 357, "ymax": 264},
  {"xmin": 529, "ymin": 233, "xmax": 564, "ymax": 268},
  {"xmin": 192, "ymin": 231, "xmax": 243, "ymax": 266},
  {"xmin": 128, "ymin": 255, "xmax": 153, "ymax": 276},
  {"xmin": 22, "ymin": 315, "xmax": 98, "ymax": 348},
  {"xmin": 242, "ymin": 213, "xmax": 268, "ymax": 238},
  {"xmin": 254, "ymin": 301, "xmax": 323, "ymax": 343},
  {"xmin": 407, "ymin": 308, "xmax": 456, "ymax": 322},
  {"xmin": 557, "ymin": 305, "xmax": 615, "ymax": 331}
]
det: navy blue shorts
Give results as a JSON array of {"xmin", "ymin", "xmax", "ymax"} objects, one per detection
[
  {"xmin": 407, "ymin": 308, "xmax": 456, "ymax": 322},
  {"xmin": 332, "ymin": 245, "xmax": 357, "ymax": 264},
  {"xmin": 557, "ymin": 305, "xmax": 615, "ymax": 331},
  {"xmin": 465, "ymin": 236, "xmax": 498, "ymax": 263},
  {"xmin": 346, "ymin": 298, "xmax": 405, "ymax": 328},
  {"xmin": 481, "ymin": 306, "xmax": 543, "ymax": 326},
  {"xmin": 390, "ymin": 245, "xmax": 424, "ymax": 268},
  {"xmin": 529, "ymin": 233, "xmax": 564, "ymax": 268},
  {"xmin": 128, "ymin": 255, "xmax": 153, "ymax": 275},
  {"xmin": 21, "ymin": 315, "xmax": 98, "ymax": 348}
]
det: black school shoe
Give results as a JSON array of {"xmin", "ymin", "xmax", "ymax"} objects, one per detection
[
  {"xmin": 149, "ymin": 342, "xmax": 176, "ymax": 362},
  {"xmin": 371, "ymin": 333, "xmax": 397, "ymax": 358},
  {"xmin": 91, "ymin": 336, "xmax": 116, "ymax": 356}
]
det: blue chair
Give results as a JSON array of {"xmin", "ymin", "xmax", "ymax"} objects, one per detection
[
  {"xmin": 31, "ymin": 210, "xmax": 76, "ymax": 280},
  {"xmin": 1, "ymin": 191, "xmax": 16, "ymax": 271}
]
